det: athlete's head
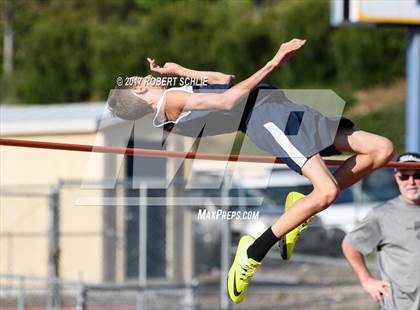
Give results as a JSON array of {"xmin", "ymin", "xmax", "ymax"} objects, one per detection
[
  {"xmin": 394, "ymin": 152, "xmax": 420, "ymax": 204},
  {"xmin": 107, "ymin": 75, "xmax": 165, "ymax": 120}
]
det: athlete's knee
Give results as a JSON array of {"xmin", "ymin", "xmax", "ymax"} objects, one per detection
[
  {"xmin": 372, "ymin": 137, "xmax": 395, "ymax": 167},
  {"xmin": 311, "ymin": 181, "xmax": 340, "ymax": 212},
  {"xmin": 379, "ymin": 138, "xmax": 395, "ymax": 162}
]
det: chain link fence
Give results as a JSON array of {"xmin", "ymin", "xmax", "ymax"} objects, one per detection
[{"xmin": 0, "ymin": 171, "xmax": 386, "ymax": 310}]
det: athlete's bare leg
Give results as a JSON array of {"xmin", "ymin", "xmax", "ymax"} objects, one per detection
[
  {"xmin": 270, "ymin": 129, "xmax": 394, "ymax": 238},
  {"xmin": 332, "ymin": 128, "xmax": 395, "ymax": 189}
]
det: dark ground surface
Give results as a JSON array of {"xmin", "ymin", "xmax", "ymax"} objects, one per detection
[
  {"xmin": 196, "ymin": 255, "xmax": 379, "ymax": 310},
  {"xmin": 0, "ymin": 258, "xmax": 378, "ymax": 310}
]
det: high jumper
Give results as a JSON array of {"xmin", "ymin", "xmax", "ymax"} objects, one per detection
[{"xmin": 107, "ymin": 38, "xmax": 396, "ymax": 304}]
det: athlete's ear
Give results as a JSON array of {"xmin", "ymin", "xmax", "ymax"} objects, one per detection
[{"xmin": 132, "ymin": 87, "xmax": 147, "ymax": 95}]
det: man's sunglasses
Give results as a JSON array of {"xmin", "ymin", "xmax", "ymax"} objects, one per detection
[{"xmin": 398, "ymin": 173, "xmax": 420, "ymax": 181}]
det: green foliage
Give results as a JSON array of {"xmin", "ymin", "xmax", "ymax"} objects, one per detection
[
  {"xmin": 90, "ymin": 1, "xmax": 256, "ymax": 97},
  {"xmin": 334, "ymin": 86, "xmax": 357, "ymax": 112},
  {"xmin": 4, "ymin": 0, "xmax": 407, "ymax": 105},
  {"xmin": 331, "ymin": 27, "xmax": 406, "ymax": 88},
  {"xmin": 89, "ymin": 20, "xmax": 145, "ymax": 99},
  {"xmin": 15, "ymin": 11, "xmax": 91, "ymax": 103},
  {"xmin": 352, "ymin": 101, "xmax": 405, "ymax": 152},
  {"xmin": 0, "ymin": 1, "xmax": 4, "ymax": 95},
  {"xmin": 260, "ymin": 0, "xmax": 335, "ymax": 87},
  {"xmin": 0, "ymin": 0, "xmax": 3, "ymax": 67}
]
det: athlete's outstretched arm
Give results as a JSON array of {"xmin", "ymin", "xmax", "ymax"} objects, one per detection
[
  {"xmin": 182, "ymin": 38, "xmax": 306, "ymax": 111},
  {"xmin": 147, "ymin": 58, "xmax": 235, "ymax": 85}
]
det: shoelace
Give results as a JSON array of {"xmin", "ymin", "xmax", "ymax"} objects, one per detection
[
  {"xmin": 300, "ymin": 221, "xmax": 309, "ymax": 232},
  {"xmin": 239, "ymin": 263, "xmax": 258, "ymax": 284},
  {"xmin": 296, "ymin": 216, "xmax": 315, "ymax": 237},
  {"xmin": 302, "ymin": 215, "xmax": 315, "ymax": 229}
]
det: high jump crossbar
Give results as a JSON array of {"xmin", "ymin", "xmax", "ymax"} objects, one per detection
[{"xmin": 0, "ymin": 138, "xmax": 419, "ymax": 169}]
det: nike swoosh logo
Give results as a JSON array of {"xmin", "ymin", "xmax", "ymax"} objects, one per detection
[{"xmin": 233, "ymin": 272, "xmax": 242, "ymax": 297}]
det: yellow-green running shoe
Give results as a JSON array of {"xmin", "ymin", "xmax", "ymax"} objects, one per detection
[
  {"xmin": 279, "ymin": 192, "xmax": 314, "ymax": 260},
  {"xmin": 228, "ymin": 235, "xmax": 261, "ymax": 304}
]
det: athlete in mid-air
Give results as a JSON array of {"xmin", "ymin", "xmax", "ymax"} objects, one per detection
[{"xmin": 108, "ymin": 38, "xmax": 395, "ymax": 304}]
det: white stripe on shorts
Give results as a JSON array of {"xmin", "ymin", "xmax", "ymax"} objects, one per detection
[{"xmin": 263, "ymin": 122, "xmax": 307, "ymax": 167}]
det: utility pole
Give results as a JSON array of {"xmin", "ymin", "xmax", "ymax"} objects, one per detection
[
  {"xmin": 48, "ymin": 182, "xmax": 61, "ymax": 310},
  {"xmin": 406, "ymin": 27, "xmax": 420, "ymax": 153},
  {"xmin": 166, "ymin": 136, "xmax": 190, "ymax": 282}
]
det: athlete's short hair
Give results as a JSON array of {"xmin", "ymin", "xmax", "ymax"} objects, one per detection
[{"xmin": 107, "ymin": 84, "xmax": 154, "ymax": 121}]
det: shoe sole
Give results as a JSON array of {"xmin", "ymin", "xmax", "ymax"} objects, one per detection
[{"xmin": 279, "ymin": 192, "xmax": 306, "ymax": 260}]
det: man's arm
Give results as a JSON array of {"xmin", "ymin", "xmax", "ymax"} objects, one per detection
[
  {"xmin": 342, "ymin": 239, "xmax": 389, "ymax": 303},
  {"xmin": 148, "ymin": 58, "xmax": 234, "ymax": 85},
  {"xmin": 182, "ymin": 38, "xmax": 306, "ymax": 111}
]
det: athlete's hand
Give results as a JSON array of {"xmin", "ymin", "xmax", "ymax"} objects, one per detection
[
  {"xmin": 361, "ymin": 277, "xmax": 390, "ymax": 303},
  {"xmin": 147, "ymin": 58, "xmax": 181, "ymax": 75},
  {"xmin": 269, "ymin": 38, "xmax": 306, "ymax": 68}
]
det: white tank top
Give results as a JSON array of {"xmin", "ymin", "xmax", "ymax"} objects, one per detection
[{"xmin": 152, "ymin": 85, "xmax": 193, "ymax": 128}]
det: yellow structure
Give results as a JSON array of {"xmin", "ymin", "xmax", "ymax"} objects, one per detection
[{"xmin": 0, "ymin": 102, "xmax": 164, "ymax": 283}]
